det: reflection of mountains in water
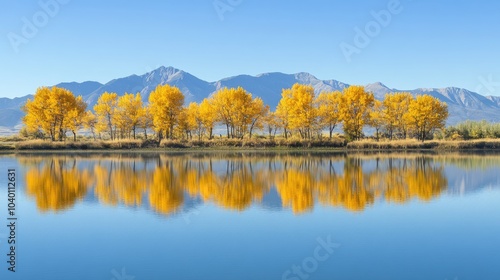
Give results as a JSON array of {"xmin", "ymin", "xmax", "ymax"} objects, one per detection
[
  {"xmin": 446, "ymin": 168, "xmax": 500, "ymax": 195},
  {"xmin": 18, "ymin": 152, "xmax": 500, "ymax": 215}
]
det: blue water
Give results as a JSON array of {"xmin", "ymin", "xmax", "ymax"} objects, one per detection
[{"xmin": 0, "ymin": 152, "xmax": 499, "ymax": 280}]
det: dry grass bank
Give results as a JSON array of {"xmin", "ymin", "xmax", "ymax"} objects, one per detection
[
  {"xmin": 347, "ymin": 139, "xmax": 500, "ymax": 150},
  {"xmin": 160, "ymin": 138, "xmax": 347, "ymax": 149},
  {"xmin": 12, "ymin": 138, "xmax": 346, "ymax": 150},
  {"xmin": 6, "ymin": 138, "xmax": 500, "ymax": 151},
  {"xmin": 15, "ymin": 139, "xmax": 144, "ymax": 150}
]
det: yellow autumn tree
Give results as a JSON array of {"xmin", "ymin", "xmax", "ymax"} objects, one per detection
[
  {"xmin": 368, "ymin": 100, "xmax": 385, "ymax": 141},
  {"xmin": 339, "ymin": 86, "xmax": 374, "ymax": 141},
  {"xmin": 247, "ymin": 97, "xmax": 269, "ymax": 139},
  {"xmin": 263, "ymin": 111, "xmax": 279, "ymax": 139},
  {"xmin": 149, "ymin": 84, "xmax": 185, "ymax": 140},
  {"xmin": 115, "ymin": 93, "xmax": 144, "ymax": 139},
  {"xmin": 65, "ymin": 96, "xmax": 87, "ymax": 141},
  {"xmin": 211, "ymin": 87, "xmax": 262, "ymax": 139},
  {"xmin": 22, "ymin": 88, "xmax": 52, "ymax": 138},
  {"xmin": 383, "ymin": 92, "xmax": 413, "ymax": 139},
  {"xmin": 83, "ymin": 111, "xmax": 98, "ymax": 140},
  {"xmin": 277, "ymin": 84, "xmax": 317, "ymax": 139},
  {"xmin": 138, "ymin": 106, "xmax": 154, "ymax": 139},
  {"xmin": 211, "ymin": 87, "xmax": 234, "ymax": 138},
  {"xmin": 186, "ymin": 102, "xmax": 205, "ymax": 140},
  {"xmin": 276, "ymin": 90, "xmax": 293, "ymax": 139},
  {"xmin": 405, "ymin": 95, "xmax": 448, "ymax": 141},
  {"xmin": 316, "ymin": 91, "xmax": 342, "ymax": 139},
  {"xmin": 93, "ymin": 92, "xmax": 118, "ymax": 140},
  {"xmin": 198, "ymin": 99, "xmax": 216, "ymax": 139},
  {"xmin": 22, "ymin": 86, "xmax": 87, "ymax": 141},
  {"xmin": 176, "ymin": 107, "xmax": 194, "ymax": 140},
  {"xmin": 231, "ymin": 88, "xmax": 254, "ymax": 138}
]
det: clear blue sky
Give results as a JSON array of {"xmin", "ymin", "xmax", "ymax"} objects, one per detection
[{"xmin": 1, "ymin": 0, "xmax": 499, "ymax": 98}]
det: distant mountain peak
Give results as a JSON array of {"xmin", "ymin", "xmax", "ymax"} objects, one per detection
[
  {"xmin": 149, "ymin": 65, "xmax": 181, "ymax": 74},
  {"xmin": 364, "ymin": 82, "xmax": 393, "ymax": 98},
  {"xmin": 368, "ymin": 82, "xmax": 389, "ymax": 88},
  {"xmin": 294, "ymin": 72, "xmax": 319, "ymax": 81},
  {"xmin": 256, "ymin": 72, "xmax": 288, "ymax": 78},
  {"xmin": 144, "ymin": 66, "xmax": 187, "ymax": 84}
]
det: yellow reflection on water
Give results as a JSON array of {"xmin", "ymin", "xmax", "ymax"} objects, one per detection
[
  {"xmin": 26, "ymin": 158, "xmax": 90, "ymax": 212},
  {"xmin": 21, "ymin": 153, "xmax": 455, "ymax": 215}
]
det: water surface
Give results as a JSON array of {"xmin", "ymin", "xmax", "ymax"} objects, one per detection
[{"xmin": 0, "ymin": 152, "xmax": 499, "ymax": 280}]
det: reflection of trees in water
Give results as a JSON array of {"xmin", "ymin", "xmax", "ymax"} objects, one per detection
[
  {"xmin": 94, "ymin": 160, "xmax": 147, "ymax": 207},
  {"xmin": 317, "ymin": 158, "xmax": 376, "ymax": 212},
  {"xmin": 150, "ymin": 165, "xmax": 184, "ymax": 215},
  {"xmin": 182, "ymin": 158, "xmax": 269, "ymax": 211},
  {"xmin": 26, "ymin": 158, "xmax": 90, "ymax": 212},
  {"xmin": 381, "ymin": 157, "xmax": 448, "ymax": 203},
  {"xmin": 22, "ymin": 154, "xmax": 449, "ymax": 215}
]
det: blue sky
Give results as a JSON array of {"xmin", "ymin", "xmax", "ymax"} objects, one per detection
[{"xmin": 1, "ymin": 0, "xmax": 499, "ymax": 98}]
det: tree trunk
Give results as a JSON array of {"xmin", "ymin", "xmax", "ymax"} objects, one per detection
[{"xmin": 108, "ymin": 115, "xmax": 113, "ymax": 140}]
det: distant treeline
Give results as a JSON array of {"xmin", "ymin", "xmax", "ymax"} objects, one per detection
[
  {"xmin": 445, "ymin": 120, "xmax": 500, "ymax": 140},
  {"xmin": 21, "ymin": 83, "xmax": 449, "ymax": 142}
]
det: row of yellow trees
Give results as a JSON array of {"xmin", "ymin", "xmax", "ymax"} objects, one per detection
[
  {"xmin": 276, "ymin": 84, "xmax": 448, "ymax": 141},
  {"xmin": 24, "ymin": 155, "xmax": 447, "ymax": 214},
  {"xmin": 22, "ymin": 83, "xmax": 448, "ymax": 141}
]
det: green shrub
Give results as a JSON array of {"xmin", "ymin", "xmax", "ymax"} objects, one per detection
[{"xmin": 446, "ymin": 120, "xmax": 500, "ymax": 140}]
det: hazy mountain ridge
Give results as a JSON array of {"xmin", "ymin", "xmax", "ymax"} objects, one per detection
[{"xmin": 1, "ymin": 66, "xmax": 500, "ymax": 134}]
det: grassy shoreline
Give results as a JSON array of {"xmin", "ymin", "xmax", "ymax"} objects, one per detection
[{"xmin": 2, "ymin": 138, "xmax": 500, "ymax": 152}]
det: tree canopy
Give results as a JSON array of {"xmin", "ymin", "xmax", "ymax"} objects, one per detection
[{"xmin": 21, "ymin": 83, "xmax": 449, "ymax": 142}]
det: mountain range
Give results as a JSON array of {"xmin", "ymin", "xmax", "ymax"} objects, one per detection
[{"xmin": 1, "ymin": 66, "xmax": 500, "ymax": 135}]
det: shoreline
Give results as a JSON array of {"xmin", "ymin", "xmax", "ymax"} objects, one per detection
[{"xmin": 2, "ymin": 139, "xmax": 500, "ymax": 153}]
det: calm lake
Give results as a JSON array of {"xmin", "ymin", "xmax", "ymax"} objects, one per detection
[{"xmin": 0, "ymin": 151, "xmax": 499, "ymax": 280}]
